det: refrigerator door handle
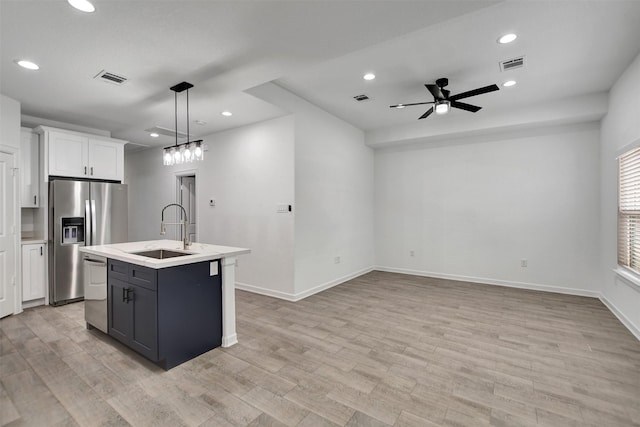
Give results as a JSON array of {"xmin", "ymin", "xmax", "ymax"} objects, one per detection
[
  {"xmin": 85, "ymin": 199, "xmax": 91, "ymax": 246},
  {"xmin": 91, "ymin": 199, "xmax": 97, "ymax": 247}
]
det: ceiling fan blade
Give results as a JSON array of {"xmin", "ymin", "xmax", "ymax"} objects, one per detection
[
  {"xmin": 418, "ymin": 107, "xmax": 434, "ymax": 120},
  {"xmin": 426, "ymin": 84, "xmax": 444, "ymax": 100},
  {"xmin": 449, "ymin": 84, "xmax": 499, "ymax": 101},
  {"xmin": 389, "ymin": 101, "xmax": 435, "ymax": 108},
  {"xmin": 451, "ymin": 101, "xmax": 482, "ymax": 113}
]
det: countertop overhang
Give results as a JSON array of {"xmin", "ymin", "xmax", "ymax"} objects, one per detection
[{"xmin": 79, "ymin": 240, "xmax": 250, "ymax": 269}]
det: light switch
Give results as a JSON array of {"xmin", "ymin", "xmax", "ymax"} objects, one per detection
[{"xmin": 209, "ymin": 199, "xmax": 216, "ymax": 207}]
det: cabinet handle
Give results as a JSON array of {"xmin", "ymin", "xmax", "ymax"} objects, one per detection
[
  {"xmin": 40, "ymin": 246, "xmax": 43, "ymax": 256},
  {"xmin": 84, "ymin": 166, "xmax": 87, "ymax": 175},
  {"xmin": 90, "ymin": 166, "xmax": 94, "ymax": 176},
  {"xmin": 34, "ymin": 195, "xmax": 37, "ymax": 205},
  {"xmin": 125, "ymin": 288, "xmax": 133, "ymax": 303}
]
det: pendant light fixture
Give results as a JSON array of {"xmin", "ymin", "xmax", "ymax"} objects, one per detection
[{"xmin": 163, "ymin": 81, "xmax": 204, "ymax": 166}]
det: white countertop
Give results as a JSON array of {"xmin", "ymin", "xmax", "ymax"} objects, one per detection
[
  {"xmin": 21, "ymin": 239, "xmax": 46, "ymax": 245},
  {"xmin": 79, "ymin": 240, "xmax": 250, "ymax": 269}
]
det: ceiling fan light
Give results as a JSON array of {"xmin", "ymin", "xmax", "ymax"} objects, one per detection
[{"xmin": 435, "ymin": 101, "xmax": 450, "ymax": 115}]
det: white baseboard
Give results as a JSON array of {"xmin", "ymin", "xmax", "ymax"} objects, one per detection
[
  {"xmin": 221, "ymin": 333, "xmax": 238, "ymax": 348},
  {"xmin": 235, "ymin": 266, "xmax": 375, "ymax": 302},
  {"xmin": 599, "ymin": 294, "xmax": 640, "ymax": 341},
  {"xmin": 235, "ymin": 282, "xmax": 298, "ymax": 301},
  {"xmin": 374, "ymin": 266, "xmax": 601, "ymax": 298},
  {"xmin": 293, "ymin": 266, "xmax": 375, "ymax": 301},
  {"xmin": 22, "ymin": 298, "xmax": 45, "ymax": 310}
]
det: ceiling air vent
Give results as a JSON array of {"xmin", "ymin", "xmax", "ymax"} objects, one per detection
[
  {"xmin": 353, "ymin": 94, "xmax": 370, "ymax": 102},
  {"xmin": 94, "ymin": 70, "xmax": 128, "ymax": 85},
  {"xmin": 499, "ymin": 56, "xmax": 525, "ymax": 72}
]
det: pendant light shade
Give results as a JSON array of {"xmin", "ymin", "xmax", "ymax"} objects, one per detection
[{"xmin": 163, "ymin": 81, "xmax": 204, "ymax": 166}]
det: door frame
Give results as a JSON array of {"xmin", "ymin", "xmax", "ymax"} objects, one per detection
[
  {"xmin": 0, "ymin": 144, "xmax": 23, "ymax": 316},
  {"xmin": 174, "ymin": 169, "xmax": 198, "ymax": 244}
]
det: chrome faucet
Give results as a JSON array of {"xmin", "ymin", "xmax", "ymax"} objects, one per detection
[{"xmin": 160, "ymin": 203, "xmax": 191, "ymax": 249}]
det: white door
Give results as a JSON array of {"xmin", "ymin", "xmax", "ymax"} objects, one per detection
[
  {"xmin": 22, "ymin": 244, "xmax": 45, "ymax": 301},
  {"xmin": 180, "ymin": 176, "xmax": 196, "ymax": 243},
  {"xmin": 48, "ymin": 131, "xmax": 88, "ymax": 177},
  {"xmin": 20, "ymin": 129, "xmax": 39, "ymax": 207},
  {"xmin": 88, "ymin": 138, "xmax": 123, "ymax": 181},
  {"xmin": 0, "ymin": 151, "xmax": 17, "ymax": 318}
]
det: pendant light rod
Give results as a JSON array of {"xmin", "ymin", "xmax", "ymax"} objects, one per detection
[
  {"xmin": 164, "ymin": 81, "xmax": 203, "ymax": 166},
  {"xmin": 174, "ymin": 88, "xmax": 178, "ymax": 148},
  {"xmin": 170, "ymin": 81, "xmax": 194, "ymax": 143}
]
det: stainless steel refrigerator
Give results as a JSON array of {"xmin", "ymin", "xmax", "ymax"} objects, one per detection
[{"xmin": 49, "ymin": 180, "xmax": 128, "ymax": 306}]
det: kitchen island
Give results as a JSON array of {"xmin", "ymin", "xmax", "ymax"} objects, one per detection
[{"xmin": 79, "ymin": 240, "xmax": 250, "ymax": 369}]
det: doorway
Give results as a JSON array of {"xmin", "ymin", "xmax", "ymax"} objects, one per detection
[{"xmin": 177, "ymin": 175, "xmax": 196, "ymax": 243}]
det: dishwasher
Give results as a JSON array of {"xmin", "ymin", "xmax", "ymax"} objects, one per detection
[{"xmin": 83, "ymin": 255, "xmax": 108, "ymax": 333}]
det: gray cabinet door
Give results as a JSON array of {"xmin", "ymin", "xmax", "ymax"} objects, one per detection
[
  {"xmin": 129, "ymin": 284, "xmax": 158, "ymax": 361},
  {"xmin": 108, "ymin": 278, "xmax": 131, "ymax": 344}
]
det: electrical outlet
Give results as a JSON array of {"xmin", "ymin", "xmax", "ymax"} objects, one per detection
[
  {"xmin": 334, "ymin": 256, "xmax": 341, "ymax": 264},
  {"xmin": 410, "ymin": 250, "xmax": 415, "ymax": 257},
  {"xmin": 521, "ymin": 259, "xmax": 528, "ymax": 267}
]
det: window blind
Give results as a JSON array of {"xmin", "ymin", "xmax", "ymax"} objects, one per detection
[{"xmin": 618, "ymin": 146, "xmax": 640, "ymax": 272}]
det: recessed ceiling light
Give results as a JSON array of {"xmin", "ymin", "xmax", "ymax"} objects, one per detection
[
  {"xmin": 502, "ymin": 80, "xmax": 517, "ymax": 87},
  {"xmin": 395, "ymin": 104, "xmax": 405, "ymax": 109},
  {"xmin": 194, "ymin": 120, "xmax": 207, "ymax": 126},
  {"xmin": 363, "ymin": 73, "xmax": 376, "ymax": 81},
  {"xmin": 149, "ymin": 132, "xmax": 160, "ymax": 138},
  {"xmin": 15, "ymin": 60, "xmax": 40, "ymax": 70},
  {"xmin": 68, "ymin": 0, "xmax": 95, "ymax": 12},
  {"xmin": 498, "ymin": 33, "xmax": 517, "ymax": 44},
  {"xmin": 221, "ymin": 111, "xmax": 232, "ymax": 117}
]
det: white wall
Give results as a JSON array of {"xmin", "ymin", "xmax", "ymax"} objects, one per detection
[
  {"xmin": 600, "ymin": 52, "xmax": 640, "ymax": 339},
  {"xmin": 1, "ymin": 95, "xmax": 21, "ymax": 150},
  {"xmin": 125, "ymin": 115, "xmax": 296, "ymax": 296},
  {"xmin": 375, "ymin": 122, "xmax": 601, "ymax": 295},
  {"xmin": 294, "ymin": 99, "xmax": 374, "ymax": 298},
  {"xmin": 247, "ymin": 83, "xmax": 375, "ymax": 299}
]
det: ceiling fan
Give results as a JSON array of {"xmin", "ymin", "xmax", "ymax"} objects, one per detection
[{"xmin": 390, "ymin": 78, "xmax": 499, "ymax": 119}]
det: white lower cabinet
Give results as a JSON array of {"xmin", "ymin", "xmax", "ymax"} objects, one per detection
[{"xmin": 22, "ymin": 243, "xmax": 46, "ymax": 302}]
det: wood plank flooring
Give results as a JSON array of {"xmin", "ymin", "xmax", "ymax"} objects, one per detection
[{"xmin": 1, "ymin": 271, "xmax": 639, "ymax": 426}]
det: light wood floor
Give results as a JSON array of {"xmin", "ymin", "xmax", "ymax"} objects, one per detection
[{"xmin": 1, "ymin": 271, "xmax": 639, "ymax": 427}]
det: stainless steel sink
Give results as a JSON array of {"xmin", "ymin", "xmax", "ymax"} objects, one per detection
[{"xmin": 130, "ymin": 249, "xmax": 194, "ymax": 259}]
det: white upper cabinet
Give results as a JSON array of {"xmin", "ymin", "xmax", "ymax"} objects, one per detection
[
  {"xmin": 38, "ymin": 126, "xmax": 126, "ymax": 182},
  {"xmin": 87, "ymin": 137, "xmax": 124, "ymax": 181},
  {"xmin": 48, "ymin": 131, "xmax": 88, "ymax": 178},
  {"xmin": 20, "ymin": 128, "xmax": 40, "ymax": 207}
]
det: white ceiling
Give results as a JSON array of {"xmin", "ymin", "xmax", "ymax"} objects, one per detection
[{"xmin": 2, "ymin": 1, "xmax": 640, "ymax": 151}]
